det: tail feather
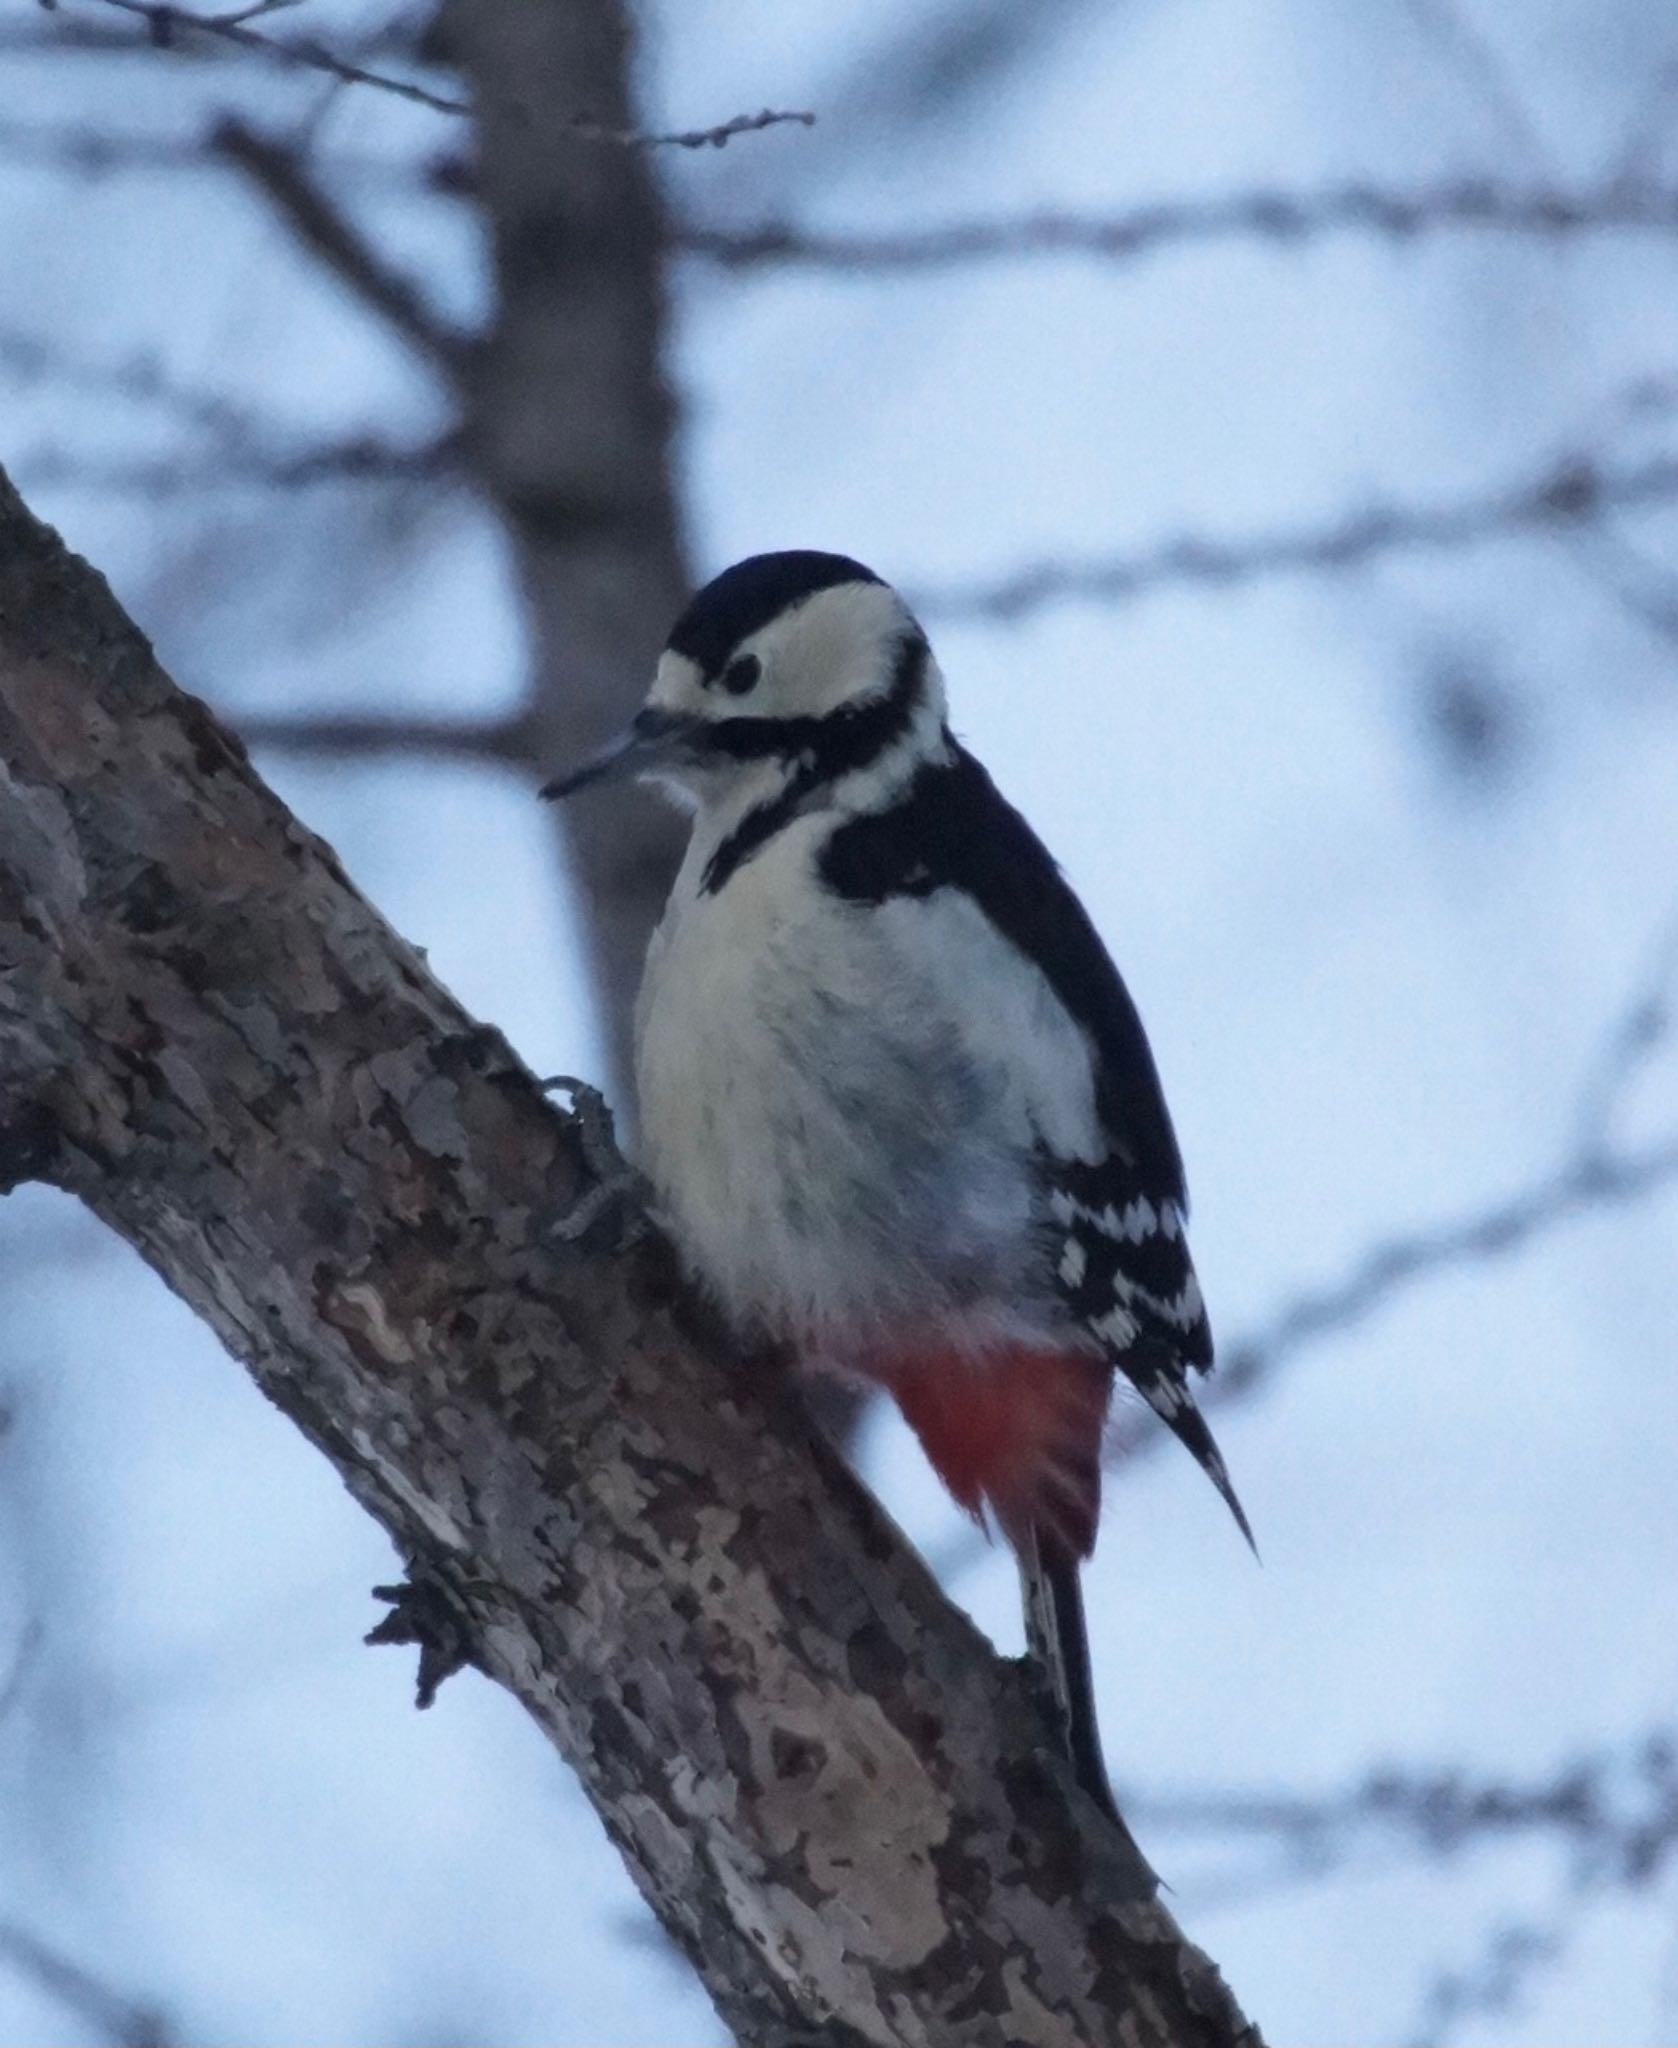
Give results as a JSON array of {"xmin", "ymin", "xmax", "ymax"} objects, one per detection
[
  {"xmin": 1019, "ymin": 1528, "xmax": 1158, "ymax": 1897},
  {"xmin": 1120, "ymin": 1347, "xmax": 1258, "ymax": 1555},
  {"xmin": 1164, "ymin": 1396, "xmax": 1257, "ymax": 1554}
]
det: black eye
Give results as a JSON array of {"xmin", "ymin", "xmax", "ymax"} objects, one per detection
[{"xmin": 721, "ymin": 654, "xmax": 761, "ymax": 696}]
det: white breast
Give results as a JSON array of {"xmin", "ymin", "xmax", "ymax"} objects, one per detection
[{"xmin": 634, "ymin": 813, "xmax": 1103, "ymax": 1360}]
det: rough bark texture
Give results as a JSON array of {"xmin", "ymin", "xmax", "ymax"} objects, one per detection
[
  {"xmin": 0, "ymin": 470, "xmax": 1263, "ymax": 2048},
  {"xmin": 437, "ymin": 0, "xmax": 692, "ymax": 1106}
]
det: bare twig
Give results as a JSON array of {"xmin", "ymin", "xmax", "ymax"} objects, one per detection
[
  {"xmin": 58, "ymin": 0, "xmax": 473, "ymax": 109},
  {"xmin": 575, "ymin": 107, "xmax": 815, "ymax": 151},
  {"xmin": 0, "ymin": 116, "xmax": 467, "ymax": 192},
  {"xmin": 235, "ymin": 708, "xmax": 531, "ymax": 763},
  {"xmin": 2, "ymin": 323, "xmax": 457, "ymax": 496},
  {"xmin": 0, "ymin": 325, "xmax": 307, "ymax": 454},
  {"xmin": 13, "ymin": 431, "xmax": 453, "ymax": 497},
  {"xmin": 1393, "ymin": 2, "xmax": 1678, "ymax": 651},
  {"xmin": 64, "ymin": 0, "xmax": 458, "ymax": 100},
  {"xmin": 436, "ymin": 0, "xmax": 694, "ymax": 1108},
  {"xmin": 1401, "ymin": 1733, "xmax": 1678, "ymax": 2046},
  {"xmin": 1570, "ymin": 523, "xmax": 1678, "ymax": 645},
  {"xmin": 1129, "ymin": 1733, "xmax": 1677, "ymax": 2046},
  {"xmin": 1407, "ymin": 1923, "xmax": 1561, "ymax": 2048},
  {"xmin": 1137, "ymin": 1733, "xmax": 1678, "ymax": 1890},
  {"xmin": 1572, "ymin": 903, "xmax": 1678, "ymax": 1154},
  {"xmin": 1108, "ymin": 914, "xmax": 1678, "ymax": 1474},
  {"xmin": 1149, "ymin": 1134, "xmax": 1678, "ymax": 1456},
  {"xmin": 213, "ymin": 117, "xmax": 467, "ymax": 374},
  {"xmin": 1399, "ymin": 0, "xmax": 1550, "ymax": 164},
  {"xmin": 52, "ymin": 0, "xmax": 814, "ymax": 147},
  {"xmin": 1613, "ymin": 54, "xmax": 1678, "ymax": 187},
  {"xmin": 909, "ymin": 450, "xmax": 1678, "ymax": 621},
  {"xmin": 0, "ymin": 1618, "xmax": 44, "ymax": 1722},
  {"xmin": 7, "ymin": 4, "xmax": 439, "ymax": 66},
  {"xmin": 0, "ymin": 1923, "xmax": 172, "ymax": 2048},
  {"xmin": 679, "ymin": 180, "xmax": 1678, "ymax": 274},
  {"xmin": 0, "ymin": 116, "xmax": 209, "ymax": 175}
]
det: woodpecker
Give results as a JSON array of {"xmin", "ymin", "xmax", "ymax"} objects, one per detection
[{"xmin": 543, "ymin": 550, "xmax": 1249, "ymax": 1852}]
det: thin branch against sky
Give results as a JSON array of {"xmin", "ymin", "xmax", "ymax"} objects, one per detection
[
  {"xmin": 44, "ymin": 0, "xmax": 814, "ymax": 145},
  {"xmin": 911, "ymin": 447, "xmax": 1678, "ymax": 622},
  {"xmin": 678, "ymin": 182, "xmax": 1678, "ymax": 272}
]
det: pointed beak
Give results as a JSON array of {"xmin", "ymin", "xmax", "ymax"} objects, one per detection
[{"xmin": 539, "ymin": 708, "xmax": 702, "ymax": 802}]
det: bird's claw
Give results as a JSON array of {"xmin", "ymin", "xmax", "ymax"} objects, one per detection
[
  {"xmin": 366, "ymin": 1569, "xmax": 476, "ymax": 1710},
  {"xmin": 538, "ymin": 1074, "xmax": 650, "ymax": 1248}
]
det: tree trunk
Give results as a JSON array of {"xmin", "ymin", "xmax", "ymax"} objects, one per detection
[
  {"xmin": 438, "ymin": 0, "xmax": 692, "ymax": 1106},
  {"xmin": 0, "ymin": 467, "xmax": 1262, "ymax": 2048}
]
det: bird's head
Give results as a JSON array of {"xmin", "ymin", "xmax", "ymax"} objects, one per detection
[{"xmin": 541, "ymin": 551, "xmax": 943, "ymax": 811}]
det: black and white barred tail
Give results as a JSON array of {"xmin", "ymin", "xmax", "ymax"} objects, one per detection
[{"xmin": 1049, "ymin": 1157, "xmax": 1256, "ymax": 1551}]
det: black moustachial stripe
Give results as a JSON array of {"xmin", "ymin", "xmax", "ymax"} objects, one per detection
[
  {"xmin": 668, "ymin": 551, "xmax": 883, "ymax": 683},
  {"xmin": 699, "ymin": 630, "xmax": 928, "ymax": 895}
]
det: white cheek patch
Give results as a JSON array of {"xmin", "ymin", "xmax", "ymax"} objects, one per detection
[{"xmin": 746, "ymin": 583, "xmax": 912, "ymax": 719}]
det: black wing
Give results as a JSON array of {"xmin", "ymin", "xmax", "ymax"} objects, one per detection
[
  {"xmin": 823, "ymin": 742, "xmax": 1252, "ymax": 1545},
  {"xmin": 821, "ymin": 743, "xmax": 1186, "ymax": 1192}
]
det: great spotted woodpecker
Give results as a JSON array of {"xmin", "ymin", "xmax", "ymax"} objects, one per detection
[{"xmin": 544, "ymin": 551, "xmax": 1249, "ymax": 1857}]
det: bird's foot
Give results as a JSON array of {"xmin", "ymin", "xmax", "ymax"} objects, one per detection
[
  {"xmin": 366, "ymin": 1567, "xmax": 477, "ymax": 1710},
  {"xmin": 537, "ymin": 1074, "xmax": 650, "ymax": 1250}
]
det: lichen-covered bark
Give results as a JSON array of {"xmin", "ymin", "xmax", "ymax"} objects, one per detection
[{"xmin": 0, "ymin": 468, "xmax": 1263, "ymax": 2048}]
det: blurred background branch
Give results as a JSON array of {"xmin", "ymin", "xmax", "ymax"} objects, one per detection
[
  {"xmin": 0, "ymin": 1924, "xmax": 173, "ymax": 2048},
  {"xmin": 912, "ymin": 444, "xmax": 1678, "ymax": 621},
  {"xmin": 51, "ymin": 0, "xmax": 473, "ymax": 114},
  {"xmin": 211, "ymin": 114, "xmax": 467, "ymax": 371},
  {"xmin": 679, "ymin": 181, "xmax": 1678, "ymax": 273},
  {"xmin": 1112, "ymin": 894, "xmax": 1678, "ymax": 1472},
  {"xmin": 1128, "ymin": 1729, "xmax": 1678, "ymax": 2047},
  {"xmin": 43, "ymin": 0, "xmax": 813, "ymax": 147},
  {"xmin": 1135, "ymin": 1731, "xmax": 1678, "ymax": 1897}
]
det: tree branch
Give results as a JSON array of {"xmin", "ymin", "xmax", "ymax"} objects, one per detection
[
  {"xmin": 1136, "ymin": 1731, "xmax": 1678, "ymax": 1892},
  {"xmin": 1108, "ymin": 904, "xmax": 1678, "ymax": 1479},
  {"xmin": 0, "ymin": 1922, "xmax": 172, "ymax": 2048},
  {"xmin": 0, "ymin": 324, "xmax": 263, "ymax": 437},
  {"xmin": 1408, "ymin": 1923, "xmax": 1561, "ymax": 2048},
  {"xmin": 56, "ymin": 0, "xmax": 473, "ymax": 113},
  {"xmin": 1135, "ymin": 1733, "xmax": 1677, "ymax": 2045},
  {"xmin": 1572, "ymin": 903, "xmax": 1678, "ymax": 1152},
  {"xmin": 575, "ymin": 107, "xmax": 815, "ymax": 151},
  {"xmin": 433, "ymin": 0, "xmax": 695, "ymax": 1108},
  {"xmin": 52, "ymin": 0, "xmax": 813, "ymax": 146},
  {"xmin": 1165, "ymin": 1131, "xmax": 1678, "ymax": 1452},
  {"xmin": 0, "ymin": 115, "xmax": 458, "ymax": 190},
  {"xmin": 908, "ymin": 450, "xmax": 1678, "ymax": 621},
  {"xmin": 926, "ymin": 1112, "xmax": 1678, "ymax": 1581},
  {"xmin": 234, "ymin": 708, "xmax": 532, "ymax": 763},
  {"xmin": 212, "ymin": 117, "xmax": 468, "ymax": 376},
  {"xmin": 0, "ymin": 468, "xmax": 1263, "ymax": 2046},
  {"xmin": 12, "ymin": 432, "xmax": 452, "ymax": 497},
  {"xmin": 678, "ymin": 180, "xmax": 1678, "ymax": 273},
  {"xmin": 1, "ymin": 323, "xmax": 454, "ymax": 492}
]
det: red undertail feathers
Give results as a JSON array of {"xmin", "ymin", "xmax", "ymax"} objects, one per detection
[{"xmin": 879, "ymin": 1344, "xmax": 1113, "ymax": 1562}]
